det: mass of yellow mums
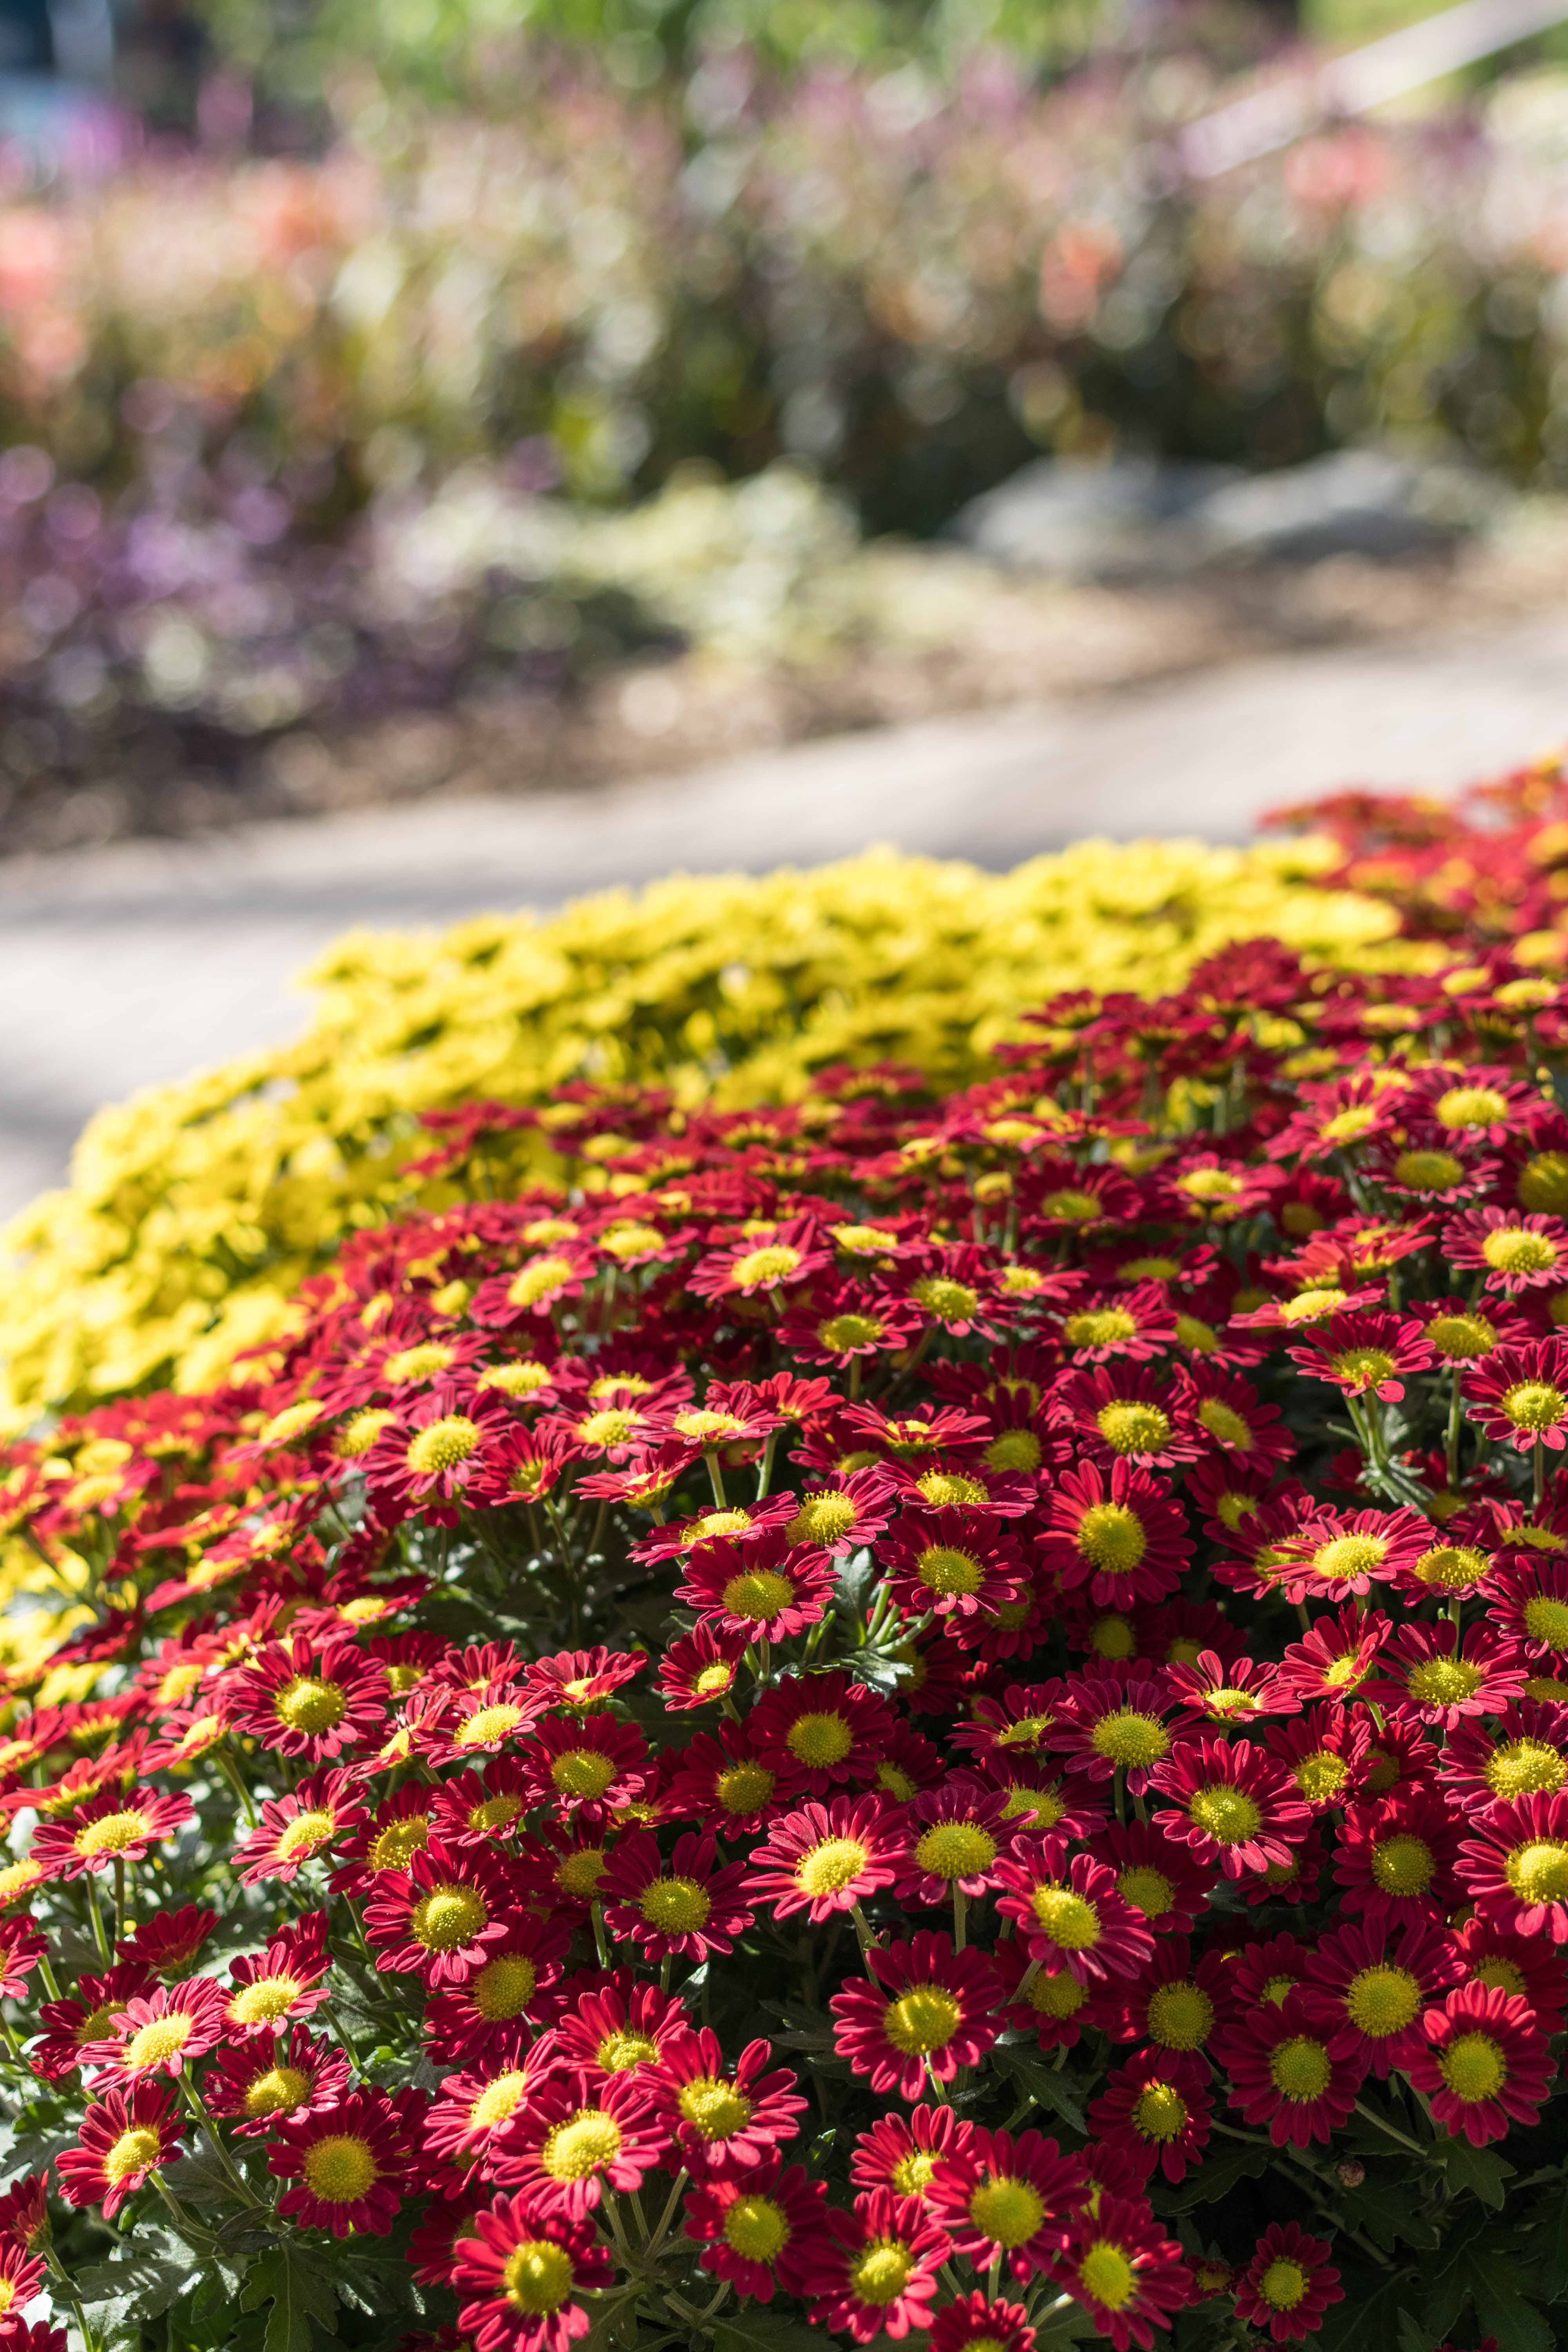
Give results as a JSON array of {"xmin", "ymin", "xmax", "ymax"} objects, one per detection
[{"xmin": 0, "ymin": 837, "xmax": 1403, "ymax": 1437}]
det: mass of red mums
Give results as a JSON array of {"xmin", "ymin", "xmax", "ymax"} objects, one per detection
[{"xmin": 4, "ymin": 935, "xmax": 1568, "ymax": 2350}]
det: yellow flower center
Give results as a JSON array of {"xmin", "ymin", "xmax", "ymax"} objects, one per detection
[
  {"xmin": 1269, "ymin": 2036, "xmax": 1332, "ymax": 2100},
  {"xmin": 468, "ymin": 1794, "xmax": 524, "ymax": 1833},
  {"xmin": 1089, "ymin": 1711, "xmax": 1169, "ymax": 1767},
  {"xmin": 276, "ymin": 1808, "xmax": 335, "ymax": 1859},
  {"xmin": 1345, "ymin": 1965, "xmax": 1421, "ymax": 2036},
  {"xmin": 1147, "ymin": 1981, "xmax": 1213, "ymax": 2049},
  {"xmin": 406, "ymin": 1417, "xmax": 481, "ymax": 1475},
  {"xmin": 678, "ymin": 2077, "xmax": 753, "ymax": 2140},
  {"xmin": 104, "ymin": 2125, "xmax": 163, "ymax": 2183},
  {"xmin": 1118, "ymin": 1865, "xmax": 1174, "ymax": 1918},
  {"xmin": 1486, "ymin": 1740, "xmax": 1567, "ymax": 1800},
  {"xmin": 1132, "ymin": 2082, "xmax": 1189, "ymax": 2141},
  {"xmin": 555, "ymin": 1848, "xmax": 606, "ymax": 1897},
  {"xmin": 1524, "ymin": 1597, "xmax": 1568, "ymax": 1650},
  {"xmin": 985, "ymin": 1430, "xmax": 1042, "ymax": 1472},
  {"xmin": 550, "ymin": 1750, "xmax": 617, "ymax": 1800},
  {"xmin": 720, "ymin": 1571, "xmax": 797, "ymax": 1623},
  {"xmin": 229, "ymin": 1975, "xmax": 301, "ymax": 2027},
  {"xmin": 914, "ymin": 1823, "xmax": 997, "ymax": 1880},
  {"xmin": 1437, "ymin": 1085, "xmax": 1509, "ymax": 1129},
  {"xmin": 915, "ymin": 1546, "xmax": 985, "ymax": 1596},
  {"xmin": 74, "ymin": 1808, "xmax": 153, "ymax": 1858},
  {"xmin": 914, "ymin": 1278, "xmax": 980, "ymax": 1321},
  {"xmin": 474, "ymin": 1955, "xmax": 538, "ymax": 2020},
  {"xmin": 1064, "ymin": 1310, "xmax": 1138, "ymax": 1349},
  {"xmin": 541, "ymin": 2110, "xmax": 622, "ymax": 2180},
  {"xmin": 715, "ymin": 1762, "xmax": 774, "ymax": 1816},
  {"xmin": 1521, "ymin": 1152, "xmax": 1568, "ymax": 1214},
  {"xmin": 916, "ymin": 1471, "xmax": 988, "ymax": 1508},
  {"xmin": 1096, "ymin": 1403, "xmax": 1171, "ymax": 1454},
  {"xmin": 479, "ymin": 1359, "xmax": 554, "ymax": 1398},
  {"xmin": 1187, "ymin": 1785, "xmax": 1261, "ymax": 1844},
  {"xmin": 597, "ymin": 2032, "xmax": 657, "ymax": 2072},
  {"xmin": 849, "ymin": 2239, "xmax": 916, "ymax": 2306},
  {"xmin": 1075, "ymin": 1503, "xmax": 1147, "ymax": 1573},
  {"xmin": 795, "ymin": 1837, "xmax": 871, "ymax": 1897},
  {"xmin": 243, "ymin": 2063, "xmax": 310, "ymax": 2118},
  {"xmin": 1503, "ymin": 1383, "xmax": 1568, "ymax": 1431},
  {"xmin": 1439, "ymin": 2033, "xmax": 1507, "ymax": 2102},
  {"xmin": 1031, "ymin": 1887, "xmax": 1101, "ymax": 1949},
  {"xmin": 1333, "ymin": 1349, "xmax": 1396, "ymax": 1390},
  {"xmin": 1040, "ymin": 1189, "xmax": 1100, "ymax": 1223},
  {"xmin": 788, "ymin": 1712, "xmax": 853, "ymax": 1768},
  {"xmin": 730, "ymin": 1245, "xmax": 802, "ymax": 1288},
  {"xmin": 368, "ymin": 1817, "xmax": 432, "ymax": 1872},
  {"xmin": 1310, "ymin": 1535, "xmax": 1387, "ymax": 1583},
  {"xmin": 1485, "ymin": 1230, "xmax": 1558, "ymax": 1275},
  {"xmin": 970, "ymin": 2178, "xmax": 1045, "ymax": 2245},
  {"xmin": 1293, "ymin": 1750, "xmax": 1349, "ymax": 1804},
  {"xmin": 1393, "ymin": 1150, "xmax": 1465, "ymax": 1191},
  {"xmin": 1414, "ymin": 1545, "xmax": 1490, "ymax": 1592},
  {"xmin": 639, "ymin": 1877, "xmax": 711, "ymax": 1934},
  {"xmin": 1506, "ymin": 1838, "xmax": 1568, "ymax": 1904},
  {"xmin": 508, "ymin": 1257, "xmax": 574, "ymax": 1308},
  {"xmin": 469, "ymin": 2071, "xmax": 532, "ymax": 2132},
  {"xmin": 1371, "ymin": 1834, "xmax": 1434, "ymax": 1895},
  {"xmin": 335, "ymin": 1409, "xmax": 394, "ymax": 1457},
  {"xmin": 456, "ymin": 1704, "xmax": 527, "ymax": 1748},
  {"xmin": 883, "ymin": 1986, "xmax": 963, "ymax": 2053},
  {"xmin": 1078, "ymin": 2243, "xmax": 1138, "ymax": 2309},
  {"xmin": 1259, "ymin": 2259, "xmax": 1309, "ymax": 2310},
  {"xmin": 301, "ymin": 2133, "xmax": 379, "ymax": 2203},
  {"xmin": 788, "ymin": 1492, "xmax": 857, "ymax": 1543},
  {"xmin": 1427, "ymin": 1313, "xmax": 1497, "ymax": 1360},
  {"xmin": 1473, "ymin": 1956, "xmax": 1527, "ymax": 1996},
  {"xmin": 411, "ymin": 1884, "xmax": 488, "ymax": 1949},
  {"xmin": 724, "ymin": 2194, "xmax": 788, "ymax": 2260},
  {"xmin": 274, "ymin": 1677, "xmax": 348, "ymax": 1735},
  {"xmin": 124, "ymin": 2015, "xmax": 196, "ymax": 2069},
  {"xmin": 693, "ymin": 1509, "xmax": 753, "ymax": 1539},
  {"xmin": 503, "ymin": 2239, "xmax": 575, "ymax": 2316},
  {"xmin": 1406, "ymin": 1659, "xmax": 1485, "ymax": 1706}
]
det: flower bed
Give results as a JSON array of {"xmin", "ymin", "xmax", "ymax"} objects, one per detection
[
  {"xmin": 0, "ymin": 837, "xmax": 1396, "ymax": 1431},
  {"xmin": 1, "ymin": 934, "xmax": 1567, "ymax": 2348}
]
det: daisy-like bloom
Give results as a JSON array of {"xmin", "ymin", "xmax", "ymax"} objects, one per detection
[
  {"xmin": 1054, "ymin": 1282, "xmax": 1176, "ymax": 1365},
  {"xmin": 1178, "ymin": 1367, "xmax": 1295, "ymax": 1468},
  {"xmin": 365, "ymin": 1384, "xmax": 517, "ymax": 1518},
  {"xmin": 1451, "ymin": 1913, "xmax": 1568, "ymax": 2025},
  {"xmin": 488, "ymin": 2066, "xmax": 666, "ymax": 2215},
  {"xmin": 782, "ymin": 1467, "xmax": 897, "ymax": 1555},
  {"xmin": 891, "ymin": 1777, "xmax": 1013, "ymax": 1911},
  {"xmin": 928, "ymin": 2293, "xmax": 1037, "ymax": 2352},
  {"xmin": 1298, "ymin": 1917, "xmax": 1461, "ymax": 2078},
  {"xmin": 798, "ymin": 2187, "xmax": 951, "ymax": 2345},
  {"xmin": 1223, "ymin": 1991, "xmax": 1366, "ymax": 2147},
  {"xmin": 598, "ymin": 1829, "xmax": 752, "ymax": 1962},
  {"xmin": 0, "ymin": 2238, "xmax": 45, "ymax": 2332},
  {"xmin": 648, "ymin": 2025, "xmax": 807, "ymax": 2176},
  {"xmin": 776, "ymin": 1283, "xmax": 925, "ymax": 1367},
  {"xmin": 1465, "ymin": 1340, "xmax": 1568, "ymax": 1450},
  {"xmin": 830, "ymin": 1931, "xmax": 1002, "ymax": 2100},
  {"xmin": 0, "ymin": 1913, "xmax": 43, "ymax": 2000},
  {"xmin": 1415, "ymin": 1294, "xmax": 1523, "ymax": 1368},
  {"xmin": 655, "ymin": 1625, "xmax": 748, "ymax": 1711},
  {"xmin": 426, "ymin": 2042, "xmax": 564, "ymax": 2181},
  {"xmin": 926, "ymin": 2124, "xmax": 1084, "ymax": 2278},
  {"xmin": 745, "ymin": 1795, "xmax": 902, "ymax": 1923},
  {"xmin": 0, "ymin": 2169, "xmax": 48, "ymax": 2256},
  {"xmin": 1087, "ymin": 1818, "xmax": 1218, "ymax": 1938},
  {"xmin": 1264, "ymin": 1708, "xmax": 1371, "ymax": 1813},
  {"xmin": 1232, "ymin": 2223, "xmax": 1345, "ymax": 2345},
  {"xmin": 1368, "ymin": 1619, "xmax": 1528, "ymax": 1729},
  {"xmin": 1050, "ymin": 1368, "xmax": 1201, "ymax": 1470},
  {"xmin": 1150, "ymin": 1737, "xmax": 1310, "ymax": 1880},
  {"xmin": 675, "ymin": 1529, "xmax": 834, "ymax": 1643},
  {"xmin": 1101, "ymin": 1936, "xmax": 1232, "ymax": 2057},
  {"xmin": 686, "ymin": 1217, "xmax": 833, "ymax": 1304},
  {"xmin": 1165, "ymin": 1649, "xmax": 1289, "ymax": 1727},
  {"xmin": 1442, "ymin": 1699, "xmax": 1568, "ymax": 1815},
  {"xmin": 79, "ymin": 1976, "xmax": 228, "ymax": 2082},
  {"xmin": 225, "ymin": 1633, "xmax": 389, "ymax": 1762},
  {"xmin": 1457, "ymin": 1788, "xmax": 1568, "ymax": 1941},
  {"xmin": 993, "ymin": 1835, "xmax": 1154, "ymax": 1985},
  {"xmin": 1405, "ymin": 1983, "xmax": 1554, "ymax": 2145},
  {"xmin": 635, "ymin": 1492, "xmax": 797, "ymax": 1566},
  {"xmin": 551, "ymin": 1976, "xmax": 688, "ymax": 2082},
  {"xmin": 452, "ymin": 2199, "xmax": 614, "ymax": 2352},
  {"xmin": 205, "ymin": 2024, "xmax": 350, "ymax": 2136},
  {"xmin": 524, "ymin": 1712, "xmax": 651, "ymax": 1823},
  {"xmin": 683, "ymin": 2155, "xmax": 827, "ymax": 2302},
  {"xmin": 29, "ymin": 1960, "xmax": 152, "ymax": 2078},
  {"xmin": 430, "ymin": 1757, "xmax": 534, "ymax": 1850},
  {"xmin": 424, "ymin": 1919, "xmax": 573, "ymax": 2063},
  {"xmin": 662, "ymin": 1723, "xmax": 799, "ymax": 1833},
  {"xmin": 849, "ymin": 2102, "xmax": 968, "ymax": 2202},
  {"xmin": 363, "ymin": 1836, "xmax": 519, "ymax": 1987},
  {"xmin": 1040, "ymin": 1462, "xmax": 1191, "ymax": 1610},
  {"xmin": 223, "ymin": 1915, "xmax": 332, "ymax": 2036},
  {"xmin": 419, "ymin": 1681, "xmax": 548, "ymax": 1766},
  {"xmin": 30, "ymin": 1785, "xmax": 192, "ymax": 1882},
  {"xmin": 1336, "ymin": 1784, "xmax": 1461, "ymax": 1924},
  {"xmin": 1286, "ymin": 1310, "xmax": 1436, "ymax": 1401},
  {"xmin": 879, "ymin": 1508, "xmax": 1024, "ymax": 1622},
  {"xmin": 233, "ymin": 1769, "xmax": 368, "ymax": 1887},
  {"xmin": 1446, "ymin": 1206, "xmax": 1568, "ymax": 1294},
  {"xmin": 1051, "ymin": 1670, "xmax": 1178, "ymax": 1794},
  {"xmin": 1054, "ymin": 2194, "xmax": 1192, "ymax": 2352},
  {"xmin": 991, "ymin": 1936, "xmax": 1095, "ymax": 2045},
  {"xmin": 1491, "ymin": 1557, "xmax": 1568, "ymax": 1664},
  {"xmin": 1267, "ymin": 1507, "xmax": 1432, "ymax": 1605},
  {"xmin": 58, "ymin": 2082, "xmax": 185, "ymax": 2218},
  {"xmin": 749, "ymin": 1672, "xmax": 891, "ymax": 1795},
  {"xmin": 1087, "ymin": 2049, "xmax": 1211, "ymax": 2185},
  {"xmin": 524, "ymin": 1646, "xmax": 647, "ymax": 1711},
  {"xmin": 267, "ymin": 2088, "xmax": 411, "ymax": 2237},
  {"xmin": 1272, "ymin": 1602, "xmax": 1390, "ymax": 1708}
]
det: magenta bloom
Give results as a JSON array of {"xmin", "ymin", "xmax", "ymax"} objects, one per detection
[{"xmin": 830, "ymin": 1931, "xmax": 1002, "ymax": 2100}]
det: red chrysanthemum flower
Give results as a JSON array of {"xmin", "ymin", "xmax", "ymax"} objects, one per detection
[
  {"xmin": 1040, "ymin": 1461, "xmax": 1192, "ymax": 1610},
  {"xmin": 797, "ymin": 2187, "xmax": 951, "ymax": 2344},
  {"xmin": 1150, "ymin": 1736, "xmax": 1310, "ymax": 1879},
  {"xmin": 425, "ymin": 2041, "xmax": 563, "ymax": 2181},
  {"xmin": 205, "ymin": 2024, "xmax": 350, "ymax": 2136},
  {"xmin": 1367, "ymin": 1618, "xmax": 1527, "ymax": 1728},
  {"xmin": 890, "ymin": 1776, "xmax": 1014, "ymax": 1911},
  {"xmin": 1222, "ymin": 1992, "xmax": 1366, "ymax": 2147},
  {"xmin": 598, "ymin": 1829, "xmax": 752, "ymax": 1962},
  {"xmin": 58, "ymin": 2081, "xmax": 185, "ymax": 2216},
  {"xmin": 225, "ymin": 1633, "xmax": 389, "ymax": 1761},
  {"xmin": 523, "ymin": 1712, "xmax": 651, "ymax": 1824},
  {"xmin": 648, "ymin": 2025, "xmax": 806, "ymax": 2176},
  {"xmin": 1268, "ymin": 1506, "xmax": 1432, "ymax": 1604},
  {"xmin": 776, "ymin": 1283, "xmax": 926, "ymax": 1367},
  {"xmin": 452, "ymin": 2198, "xmax": 615, "ymax": 2352},
  {"xmin": 423, "ymin": 1919, "xmax": 573, "ymax": 2064},
  {"xmin": 117, "ymin": 1903, "xmax": 218, "ymax": 1977},
  {"xmin": 1457, "ymin": 1788, "xmax": 1568, "ymax": 1941},
  {"xmin": 654, "ymin": 1624, "xmax": 748, "ymax": 1711},
  {"xmin": 675, "ymin": 1528, "xmax": 835, "ymax": 1643},
  {"xmin": 1051, "ymin": 1668, "xmax": 1180, "ymax": 1793},
  {"xmin": 1264, "ymin": 1707, "xmax": 1372, "ymax": 1812},
  {"xmin": 994, "ymin": 1834, "xmax": 1155, "ymax": 1984},
  {"xmin": 1085, "ymin": 1818, "xmax": 1218, "ymax": 1938},
  {"xmin": 1054, "ymin": 1282, "xmax": 1176, "ymax": 1364},
  {"xmin": 1447, "ymin": 1207, "xmax": 1568, "ymax": 1294},
  {"xmin": 682, "ymin": 2155, "xmax": 827, "ymax": 2302},
  {"xmin": 78, "ymin": 1975, "xmax": 228, "ymax": 2082},
  {"xmin": 745, "ymin": 1794, "xmax": 902, "ymax": 1924},
  {"xmin": 1101, "ymin": 1935, "xmax": 1232, "ymax": 2057},
  {"xmin": 1452, "ymin": 1911, "xmax": 1568, "ymax": 2024},
  {"xmin": 749, "ymin": 1673, "xmax": 891, "ymax": 1795},
  {"xmin": 1088, "ymin": 2048, "xmax": 1212, "ymax": 2184},
  {"xmin": 878, "ymin": 1508, "xmax": 1025, "ymax": 1622},
  {"xmin": 30, "ymin": 1786, "xmax": 193, "ymax": 1882},
  {"xmin": 487, "ymin": 2065, "xmax": 666, "ymax": 2216},
  {"xmin": 0, "ymin": 2235, "xmax": 45, "ymax": 2335},
  {"xmin": 1054, "ymin": 2193, "xmax": 1191, "ymax": 2351},
  {"xmin": 1335, "ymin": 1789, "xmax": 1461, "ymax": 1925},
  {"xmin": 232, "ymin": 1768, "xmax": 368, "ymax": 1886},
  {"xmin": 1405, "ymin": 1982, "xmax": 1555, "ymax": 2145},
  {"xmin": 1465, "ymin": 1341, "xmax": 1568, "ymax": 1450},
  {"xmin": 363, "ymin": 1835, "xmax": 520, "ymax": 1986},
  {"xmin": 364, "ymin": 1383, "xmax": 516, "ymax": 1515},
  {"xmin": 777, "ymin": 1468, "xmax": 898, "ymax": 1556},
  {"xmin": 222, "ymin": 1914, "xmax": 331, "ymax": 2037},
  {"xmin": 550, "ymin": 1975, "xmax": 689, "ymax": 2082},
  {"xmin": 849, "ymin": 2102, "xmax": 967, "ymax": 2203},
  {"xmin": 1272, "ymin": 1601, "xmax": 1390, "ymax": 1706},
  {"xmin": 1050, "ymin": 1367, "xmax": 1201, "ymax": 1469},
  {"xmin": 267, "ymin": 2087, "xmax": 412, "ymax": 2236},
  {"xmin": 1232, "ymin": 2222, "xmax": 1345, "ymax": 2343},
  {"xmin": 1286, "ymin": 1310, "xmax": 1436, "ymax": 1401},
  {"xmin": 830, "ymin": 1931, "xmax": 1002, "ymax": 2100},
  {"xmin": 926, "ymin": 2123, "xmax": 1084, "ymax": 2277},
  {"xmin": 1298, "ymin": 1916, "xmax": 1462, "ymax": 2077},
  {"xmin": 29, "ymin": 1960, "xmax": 151, "ymax": 2079},
  {"xmin": 686, "ymin": 1218, "xmax": 833, "ymax": 1303}
]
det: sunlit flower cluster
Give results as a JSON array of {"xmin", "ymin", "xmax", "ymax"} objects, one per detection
[{"xmin": 0, "ymin": 929, "xmax": 1566, "ymax": 2348}]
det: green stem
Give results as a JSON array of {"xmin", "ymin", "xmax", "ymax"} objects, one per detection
[
  {"xmin": 83, "ymin": 1873, "xmax": 112, "ymax": 1966},
  {"xmin": 179, "ymin": 2075, "xmax": 263, "ymax": 2207},
  {"xmin": 1353, "ymin": 2098, "xmax": 1425, "ymax": 2155},
  {"xmin": 215, "ymin": 1745, "xmax": 260, "ymax": 1829},
  {"xmin": 953, "ymin": 1887, "xmax": 967, "ymax": 1953},
  {"xmin": 705, "ymin": 1453, "xmax": 727, "ymax": 1510}
]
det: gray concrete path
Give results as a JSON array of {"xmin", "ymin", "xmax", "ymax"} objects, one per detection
[{"xmin": 5, "ymin": 608, "xmax": 1568, "ymax": 1220}]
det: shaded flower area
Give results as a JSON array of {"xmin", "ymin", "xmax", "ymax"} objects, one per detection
[{"xmin": 8, "ymin": 933, "xmax": 1568, "ymax": 2345}]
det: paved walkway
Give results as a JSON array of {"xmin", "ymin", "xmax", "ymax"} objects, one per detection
[{"xmin": 4, "ymin": 608, "xmax": 1567, "ymax": 1220}]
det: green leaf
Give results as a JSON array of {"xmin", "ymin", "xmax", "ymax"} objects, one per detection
[
  {"xmin": 713, "ymin": 2318, "xmax": 818, "ymax": 2352},
  {"xmin": 1459, "ymin": 2249, "xmax": 1554, "ymax": 2352},
  {"xmin": 1531, "ymin": 2177, "xmax": 1568, "ymax": 2303},
  {"xmin": 992, "ymin": 2048, "xmax": 1087, "ymax": 2135},
  {"xmin": 73, "ymin": 2247, "xmax": 205, "ymax": 2328},
  {"xmin": 1316, "ymin": 2272, "xmax": 1427, "ymax": 2352},
  {"xmin": 1339, "ymin": 2176, "xmax": 1441, "ymax": 2253},
  {"xmin": 240, "ymin": 2245, "xmax": 339, "ymax": 2352},
  {"xmin": 1152, "ymin": 2138, "xmax": 1267, "ymax": 2212},
  {"xmin": 1434, "ymin": 2138, "xmax": 1515, "ymax": 2209},
  {"xmin": 1031, "ymin": 2302, "xmax": 1104, "ymax": 2348},
  {"xmin": 1396, "ymin": 2316, "xmax": 1441, "ymax": 2352}
]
